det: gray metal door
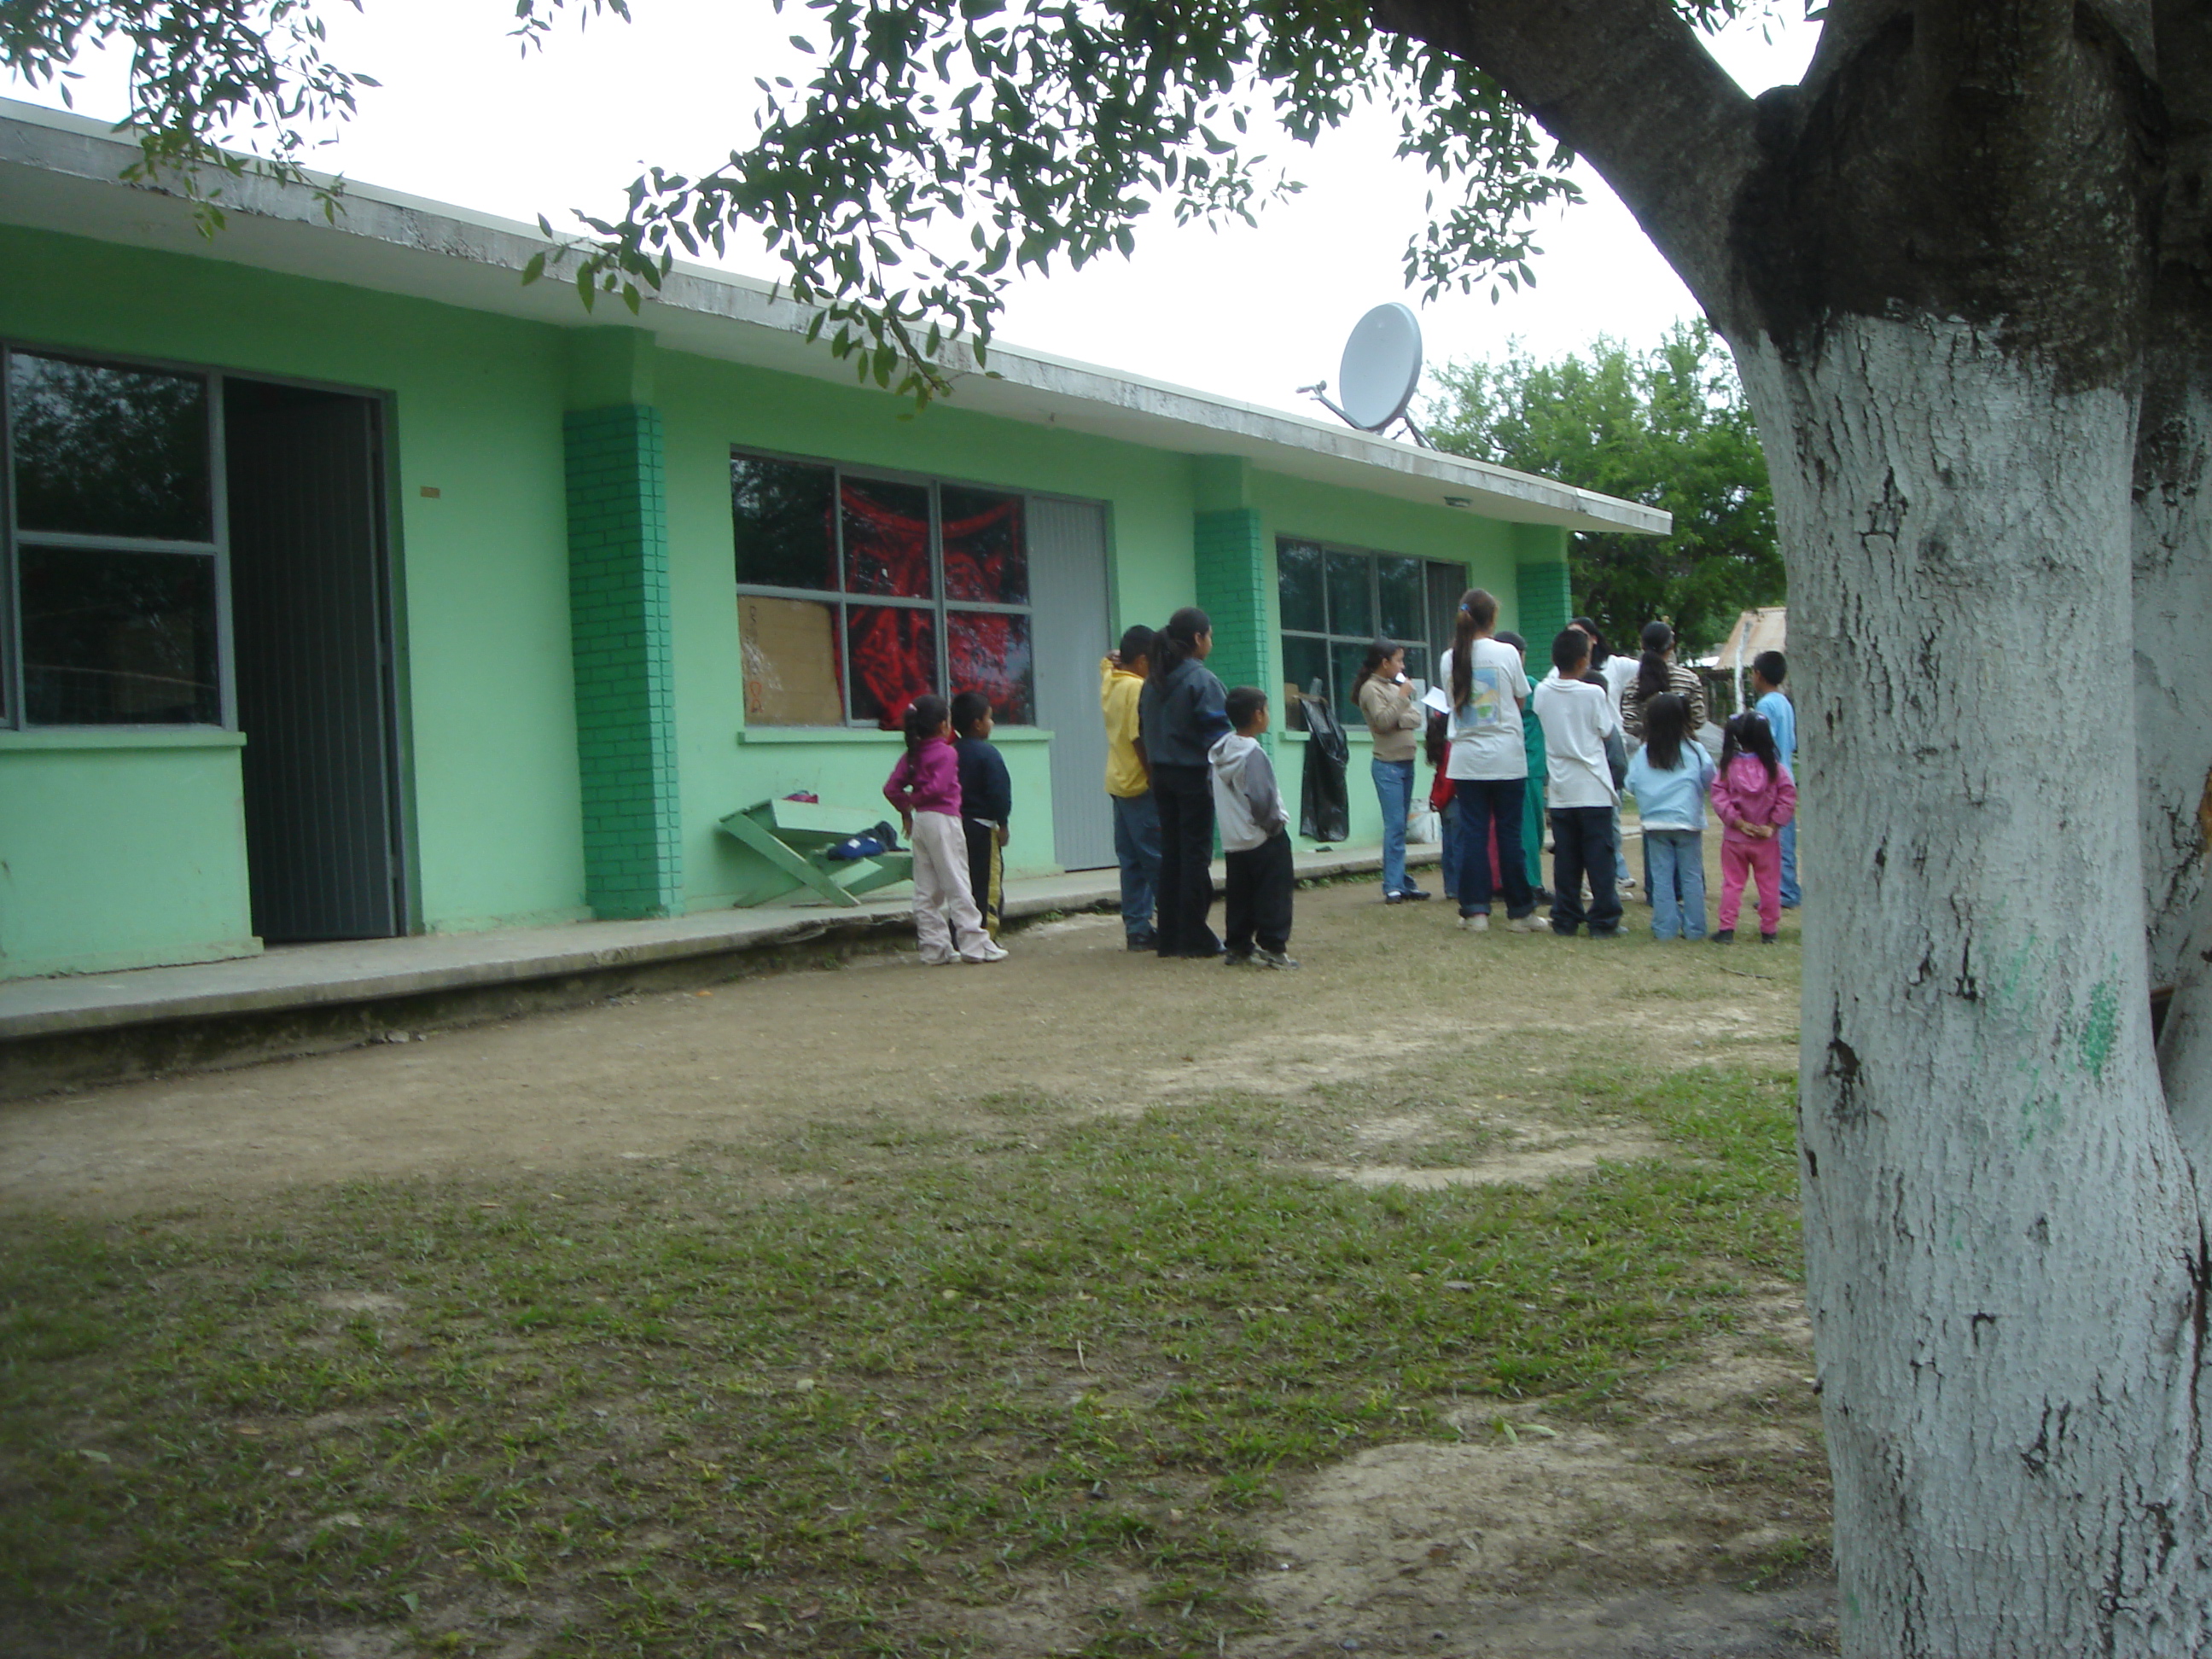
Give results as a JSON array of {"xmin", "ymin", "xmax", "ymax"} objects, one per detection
[
  {"xmin": 1027, "ymin": 497, "xmax": 1115, "ymax": 870},
  {"xmin": 224, "ymin": 380, "xmax": 401, "ymax": 942}
]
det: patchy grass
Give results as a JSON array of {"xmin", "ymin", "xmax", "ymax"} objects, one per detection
[{"xmin": 0, "ymin": 1061, "xmax": 1800, "ymax": 1657}]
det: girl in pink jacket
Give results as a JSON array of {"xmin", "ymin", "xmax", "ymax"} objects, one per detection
[
  {"xmin": 884, "ymin": 695, "xmax": 1006, "ymax": 965},
  {"xmin": 1708, "ymin": 711, "xmax": 1797, "ymax": 943}
]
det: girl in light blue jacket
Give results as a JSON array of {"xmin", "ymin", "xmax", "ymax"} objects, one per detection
[{"xmin": 1623, "ymin": 694, "xmax": 1715, "ymax": 941}]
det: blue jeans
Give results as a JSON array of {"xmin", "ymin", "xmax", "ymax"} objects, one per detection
[
  {"xmin": 1372, "ymin": 756, "xmax": 1417, "ymax": 895},
  {"xmin": 1645, "ymin": 829, "xmax": 1707, "ymax": 940},
  {"xmin": 1452, "ymin": 777, "xmax": 1534, "ymax": 918},
  {"xmin": 1778, "ymin": 819, "xmax": 1801, "ymax": 907},
  {"xmin": 1111, "ymin": 791, "xmax": 1161, "ymax": 939}
]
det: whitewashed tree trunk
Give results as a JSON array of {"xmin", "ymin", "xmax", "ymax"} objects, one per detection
[{"xmin": 1732, "ymin": 317, "xmax": 2212, "ymax": 1656}]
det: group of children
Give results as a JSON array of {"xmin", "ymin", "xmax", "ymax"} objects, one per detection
[
  {"xmin": 885, "ymin": 606, "xmax": 1796, "ymax": 968},
  {"xmin": 1443, "ymin": 620, "xmax": 1797, "ymax": 944}
]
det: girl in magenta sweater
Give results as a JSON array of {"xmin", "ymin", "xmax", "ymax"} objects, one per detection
[
  {"xmin": 1708, "ymin": 710, "xmax": 1797, "ymax": 944},
  {"xmin": 883, "ymin": 695, "xmax": 1006, "ymax": 965}
]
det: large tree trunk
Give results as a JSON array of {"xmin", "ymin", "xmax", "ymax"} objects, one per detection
[{"xmin": 1732, "ymin": 315, "xmax": 2212, "ymax": 1655}]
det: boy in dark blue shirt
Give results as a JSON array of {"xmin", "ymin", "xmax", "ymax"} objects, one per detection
[{"xmin": 951, "ymin": 690, "xmax": 1012, "ymax": 940}]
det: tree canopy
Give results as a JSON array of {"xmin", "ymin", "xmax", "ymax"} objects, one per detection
[{"xmin": 1425, "ymin": 322, "xmax": 1780, "ymax": 656}]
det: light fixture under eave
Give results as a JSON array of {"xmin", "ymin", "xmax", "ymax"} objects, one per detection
[{"xmin": 1443, "ymin": 495, "xmax": 1471, "ymax": 509}]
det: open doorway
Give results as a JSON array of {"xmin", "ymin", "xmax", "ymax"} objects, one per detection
[{"xmin": 223, "ymin": 378, "xmax": 403, "ymax": 943}]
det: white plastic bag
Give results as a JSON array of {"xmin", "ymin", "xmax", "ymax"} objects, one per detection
[{"xmin": 1407, "ymin": 806, "xmax": 1441, "ymax": 846}]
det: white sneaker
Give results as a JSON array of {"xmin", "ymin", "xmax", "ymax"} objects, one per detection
[
  {"xmin": 1458, "ymin": 912, "xmax": 1489, "ymax": 934},
  {"xmin": 1506, "ymin": 915, "xmax": 1547, "ymax": 934},
  {"xmin": 963, "ymin": 941, "xmax": 1010, "ymax": 963}
]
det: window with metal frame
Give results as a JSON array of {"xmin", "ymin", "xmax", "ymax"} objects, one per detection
[
  {"xmin": 732, "ymin": 450, "xmax": 1035, "ymax": 728},
  {"xmin": 2, "ymin": 346, "xmax": 228, "ymax": 728},
  {"xmin": 1277, "ymin": 538, "xmax": 1434, "ymax": 729}
]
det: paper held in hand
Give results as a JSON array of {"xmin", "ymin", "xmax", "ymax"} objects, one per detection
[{"xmin": 1420, "ymin": 684, "xmax": 1453, "ymax": 715}]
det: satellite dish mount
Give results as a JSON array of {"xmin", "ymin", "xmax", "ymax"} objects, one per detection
[{"xmin": 1300, "ymin": 302, "xmax": 1432, "ymax": 448}]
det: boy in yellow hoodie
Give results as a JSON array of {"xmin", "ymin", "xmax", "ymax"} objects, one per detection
[{"xmin": 1100, "ymin": 625, "xmax": 1159, "ymax": 952}]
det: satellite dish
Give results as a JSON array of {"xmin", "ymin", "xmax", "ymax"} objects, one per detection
[{"xmin": 1299, "ymin": 303, "xmax": 1431, "ymax": 445}]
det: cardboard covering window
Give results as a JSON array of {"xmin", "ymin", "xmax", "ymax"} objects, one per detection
[{"xmin": 740, "ymin": 595, "xmax": 844, "ymax": 726}]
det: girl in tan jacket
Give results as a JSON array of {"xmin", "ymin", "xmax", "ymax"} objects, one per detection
[{"xmin": 1354, "ymin": 638, "xmax": 1429, "ymax": 904}]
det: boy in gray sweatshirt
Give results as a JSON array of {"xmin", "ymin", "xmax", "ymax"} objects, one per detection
[{"xmin": 1208, "ymin": 686, "xmax": 1299, "ymax": 969}]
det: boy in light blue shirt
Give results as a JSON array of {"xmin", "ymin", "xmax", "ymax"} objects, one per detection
[
  {"xmin": 1751, "ymin": 651, "xmax": 1799, "ymax": 908},
  {"xmin": 1623, "ymin": 692, "xmax": 1715, "ymax": 940}
]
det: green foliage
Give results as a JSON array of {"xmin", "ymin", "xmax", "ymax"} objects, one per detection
[{"xmin": 1425, "ymin": 321, "xmax": 1781, "ymax": 655}]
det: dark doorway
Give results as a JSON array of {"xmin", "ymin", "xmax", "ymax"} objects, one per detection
[
  {"xmin": 1425, "ymin": 561, "xmax": 1468, "ymax": 672},
  {"xmin": 223, "ymin": 379, "xmax": 402, "ymax": 943}
]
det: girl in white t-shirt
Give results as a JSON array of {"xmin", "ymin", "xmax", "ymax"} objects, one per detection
[{"xmin": 1435, "ymin": 588, "xmax": 1541, "ymax": 932}]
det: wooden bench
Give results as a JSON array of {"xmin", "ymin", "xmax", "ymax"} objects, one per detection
[{"xmin": 715, "ymin": 798, "xmax": 914, "ymax": 909}]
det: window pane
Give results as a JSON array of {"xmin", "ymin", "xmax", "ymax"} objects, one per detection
[
  {"xmin": 848, "ymin": 604, "xmax": 937, "ymax": 728},
  {"xmin": 1283, "ymin": 634, "xmax": 1328, "ymax": 731},
  {"xmin": 9, "ymin": 353, "xmax": 212, "ymax": 541},
  {"xmin": 739, "ymin": 594, "xmax": 844, "ymax": 725},
  {"xmin": 1332, "ymin": 640, "xmax": 1369, "ymax": 728},
  {"xmin": 1278, "ymin": 540, "xmax": 1324, "ymax": 633},
  {"xmin": 1377, "ymin": 556, "xmax": 1424, "ymax": 643},
  {"xmin": 22, "ymin": 545, "xmax": 220, "ymax": 725},
  {"xmin": 732, "ymin": 455, "xmax": 835, "ymax": 591},
  {"xmin": 1325, "ymin": 551, "xmax": 1373, "ymax": 639},
  {"xmin": 1402, "ymin": 644, "xmax": 1430, "ymax": 691},
  {"xmin": 941, "ymin": 486, "xmax": 1027, "ymax": 604},
  {"xmin": 841, "ymin": 478, "xmax": 934, "ymax": 598},
  {"xmin": 948, "ymin": 610, "xmax": 1034, "ymax": 725}
]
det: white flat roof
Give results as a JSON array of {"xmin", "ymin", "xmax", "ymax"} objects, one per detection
[{"xmin": 0, "ymin": 98, "xmax": 1667, "ymax": 537}]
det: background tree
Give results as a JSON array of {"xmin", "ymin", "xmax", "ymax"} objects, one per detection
[
  {"xmin": 13, "ymin": 2, "xmax": 2212, "ymax": 1652},
  {"xmin": 1427, "ymin": 322, "xmax": 1780, "ymax": 655}
]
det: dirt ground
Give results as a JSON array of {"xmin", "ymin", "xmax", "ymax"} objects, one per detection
[{"xmin": 1, "ymin": 876, "xmax": 1829, "ymax": 1656}]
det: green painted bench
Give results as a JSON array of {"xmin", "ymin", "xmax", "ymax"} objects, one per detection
[{"xmin": 715, "ymin": 798, "xmax": 914, "ymax": 909}]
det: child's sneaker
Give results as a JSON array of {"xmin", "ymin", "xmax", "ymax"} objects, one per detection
[
  {"xmin": 1505, "ymin": 915, "xmax": 1546, "ymax": 934},
  {"xmin": 1759, "ymin": 932, "xmax": 1779, "ymax": 945},
  {"xmin": 1458, "ymin": 912, "xmax": 1489, "ymax": 933},
  {"xmin": 1254, "ymin": 948, "xmax": 1301, "ymax": 970},
  {"xmin": 1711, "ymin": 928, "xmax": 1735, "ymax": 944},
  {"xmin": 963, "ymin": 942, "xmax": 1010, "ymax": 963},
  {"xmin": 1223, "ymin": 950, "xmax": 1253, "ymax": 968}
]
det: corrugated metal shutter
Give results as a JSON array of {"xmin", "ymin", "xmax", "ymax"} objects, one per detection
[{"xmin": 1026, "ymin": 497, "xmax": 1115, "ymax": 870}]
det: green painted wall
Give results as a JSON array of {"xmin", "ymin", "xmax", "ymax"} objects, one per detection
[{"xmin": 0, "ymin": 737, "xmax": 259, "ymax": 975}]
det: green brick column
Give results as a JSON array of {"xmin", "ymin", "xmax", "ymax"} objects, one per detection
[
  {"xmin": 1193, "ymin": 507, "xmax": 1270, "ymax": 700},
  {"xmin": 565, "ymin": 404, "xmax": 683, "ymax": 920},
  {"xmin": 1514, "ymin": 556, "xmax": 1575, "ymax": 659}
]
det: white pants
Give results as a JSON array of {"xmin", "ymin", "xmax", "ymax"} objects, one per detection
[{"xmin": 910, "ymin": 810, "xmax": 992, "ymax": 963}]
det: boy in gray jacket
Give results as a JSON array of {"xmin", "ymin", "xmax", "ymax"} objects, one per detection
[{"xmin": 1208, "ymin": 686, "xmax": 1299, "ymax": 969}]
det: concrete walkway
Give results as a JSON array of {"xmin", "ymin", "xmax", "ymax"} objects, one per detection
[{"xmin": 0, "ymin": 843, "xmax": 1437, "ymax": 1093}]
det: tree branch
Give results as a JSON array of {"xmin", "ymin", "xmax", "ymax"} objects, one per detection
[{"xmin": 1368, "ymin": 0, "xmax": 1760, "ymax": 322}]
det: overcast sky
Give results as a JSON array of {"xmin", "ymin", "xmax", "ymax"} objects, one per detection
[{"xmin": 4, "ymin": 3, "xmax": 1818, "ymax": 416}]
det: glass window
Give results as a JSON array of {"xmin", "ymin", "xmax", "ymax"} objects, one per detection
[
  {"xmin": 847, "ymin": 604, "xmax": 937, "ymax": 727},
  {"xmin": 20, "ymin": 544, "xmax": 220, "ymax": 725},
  {"xmin": 941, "ymin": 486, "xmax": 1027, "ymax": 604},
  {"xmin": 9, "ymin": 353, "xmax": 212, "ymax": 543},
  {"xmin": 731, "ymin": 456, "xmax": 835, "ymax": 591},
  {"xmin": 1278, "ymin": 538, "xmax": 1436, "ymax": 732},
  {"xmin": 734, "ymin": 452, "xmax": 1041, "ymax": 729},
  {"xmin": 842, "ymin": 478, "xmax": 934, "ymax": 599},
  {"xmin": 1278, "ymin": 540, "xmax": 1324, "ymax": 633},
  {"xmin": 948, "ymin": 610, "xmax": 1033, "ymax": 725}
]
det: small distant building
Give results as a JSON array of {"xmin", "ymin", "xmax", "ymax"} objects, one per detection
[
  {"xmin": 0, "ymin": 99, "xmax": 1664, "ymax": 980},
  {"xmin": 1707, "ymin": 606, "xmax": 1787, "ymax": 716}
]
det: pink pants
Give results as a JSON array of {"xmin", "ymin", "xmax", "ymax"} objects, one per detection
[{"xmin": 1719, "ymin": 835, "xmax": 1783, "ymax": 935}]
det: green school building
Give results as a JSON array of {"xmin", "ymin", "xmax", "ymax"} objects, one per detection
[{"xmin": 0, "ymin": 99, "xmax": 1663, "ymax": 982}]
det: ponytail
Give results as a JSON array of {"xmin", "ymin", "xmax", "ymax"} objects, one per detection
[
  {"xmin": 903, "ymin": 693, "xmax": 949, "ymax": 753},
  {"xmin": 1152, "ymin": 606, "xmax": 1211, "ymax": 678},
  {"xmin": 1635, "ymin": 620, "xmax": 1674, "ymax": 706},
  {"xmin": 1721, "ymin": 709, "xmax": 1779, "ymax": 781},
  {"xmin": 1449, "ymin": 588, "xmax": 1497, "ymax": 710}
]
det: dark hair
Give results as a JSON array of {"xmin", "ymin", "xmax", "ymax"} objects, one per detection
[
  {"xmin": 1118, "ymin": 624, "xmax": 1156, "ymax": 663},
  {"xmin": 903, "ymin": 693, "xmax": 950, "ymax": 753},
  {"xmin": 1225, "ymin": 684, "xmax": 1268, "ymax": 731},
  {"xmin": 949, "ymin": 690, "xmax": 992, "ymax": 736},
  {"xmin": 1643, "ymin": 692, "xmax": 1690, "ymax": 771},
  {"xmin": 1495, "ymin": 630, "xmax": 1526, "ymax": 655},
  {"xmin": 1552, "ymin": 626, "xmax": 1592, "ymax": 676},
  {"xmin": 1636, "ymin": 620, "xmax": 1674, "ymax": 705},
  {"xmin": 1570, "ymin": 615, "xmax": 1609, "ymax": 666},
  {"xmin": 1450, "ymin": 589, "xmax": 1499, "ymax": 708},
  {"xmin": 1351, "ymin": 637, "xmax": 1400, "ymax": 703},
  {"xmin": 1152, "ymin": 606, "xmax": 1211, "ymax": 678},
  {"xmin": 1752, "ymin": 649, "xmax": 1788, "ymax": 689},
  {"xmin": 1423, "ymin": 709, "xmax": 1450, "ymax": 768},
  {"xmin": 1722, "ymin": 709, "xmax": 1780, "ymax": 780}
]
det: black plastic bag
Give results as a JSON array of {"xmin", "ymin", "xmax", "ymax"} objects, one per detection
[{"xmin": 1298, "ymin": 694, "xmax": 1351, "ymax": 843}]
